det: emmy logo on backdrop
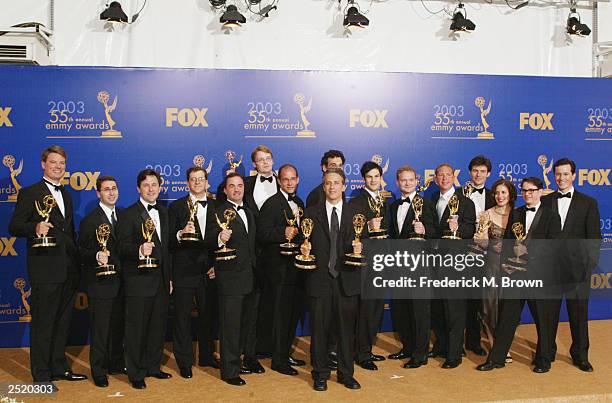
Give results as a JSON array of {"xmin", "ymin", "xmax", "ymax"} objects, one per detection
[
  {"xmin": 371, "ymin": 154, "xmax": 392, "ymax": 198},
  {"xmin": 2, "ymin": 154, "xmax": 23, "ymax": 202},
  {"xmin": 13, "ymin": 278, "xmax": 31, "ymax": 322},
  {"xmin": 224, "ymin": 150, "xmax": 243, "ymax": 175},
  {"xmin": 294, "ymin": 93, "xmax": 316, "ymax": 137},
  {"xmin": 475, "ymin": 96, "xmax": 494, "ymax": 139},
  {"xmin": 97, "ymin": 90, "xmax": 122, "ymax": 138},
  {"xmin": 538, "ymin": 155, "xmax": 554, "ymax": 195}
]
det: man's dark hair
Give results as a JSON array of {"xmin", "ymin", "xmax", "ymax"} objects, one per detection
[
  {"xmin": 553, "ymin": 158, "xmax": 576, "ymax": 174},
  {"xmin": 320, "ymin": 149, "xmax": 345, "ymax": 167},
  {"xmin": 323, "ymin": 167, "xmax": 346, "ymax": 184},
  {"xmin": 468, "ymin": 155, "xmax": 492, "ymax": 172},
  {"xmin": 96, "ymin": 175, "xmax": 117, "ymax": 191},
  {"xmin": 223, "ymin": 172, "xmax": 244, "ymax": 189},
  {"xmin": 521, "ymin": 177, "xmax": 543, "ymax": 189},
  {"xmin": 137, "ymin": 169, "xmax": 161, "ymax": 187},
  {"xmin": 186, "ymin": 166, "xmax": 208, "ymax": 181},
  {"xmin": 360, "ymin": 161, "xmax": 382, "ymax": 178}
]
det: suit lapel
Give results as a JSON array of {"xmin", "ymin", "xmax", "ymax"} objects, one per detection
[
  {"xmin": 96, "ymin": 206, "xmax": 115, "ymax": 240},
  {"xmin": 315, "ymin": 204, "xmax": 330, "ymax": 241},
  {"xmin": 390, "ymin": 200, "xmax": 400, "ymax": 236},
  {"xmin": 562, "ymin": 192, "xmax": 579, "ymax": 235},
  {"xmin": 139, "ymin": 205, "xmax": 162, "ymax": 246}
]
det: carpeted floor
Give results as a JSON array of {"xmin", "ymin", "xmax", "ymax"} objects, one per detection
[{"xmin": 1, "ymin": 321, "xmax": 611, "ymax": 402}]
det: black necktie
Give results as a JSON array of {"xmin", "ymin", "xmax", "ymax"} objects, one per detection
[
  {"xmin": 473, "ymin": 187, "xmax": 485, "ymax": 194},
  {"xmin": 400, "ymin": 197, "xmax": 411, "ymax": 205},
  {"xmin": 44, "ymin": 179, "xmax": 62, "ymax": 192},
  {"xmin": 329, "ymin": 207, "xmax": 340, "ymax": 279},
  {"xmin": 198, "ymin": 200, "xmax": 208, "ymax": 208},
  {"xmin": 260, "ymin": 175, "xmax": 273, "ymax": 183},
  {"xmin": 526, "ymin": 207, "xmax": 536, "ymax": 212},
  {"xmin": 557, "ymin": 192, "xmax": 572, "ymax": 199},
  {"xmin": 111, "ymin": 210, "xmax": 117, "ymax": 227},
  {"xmin": 147, "ymin": 204, "xmax": 158, "ymax": 211}
]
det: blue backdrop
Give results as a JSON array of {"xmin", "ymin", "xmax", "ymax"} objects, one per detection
[{"xmin": 0, "ymin": 66, "xmax": 611, "ymax": 348}]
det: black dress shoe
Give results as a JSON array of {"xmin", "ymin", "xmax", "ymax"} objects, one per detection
[
  {"xmin": 469, "ymin": 346, "xmax": 487, "ymax": 356},
  {"xmin": 403, "ymin": 359, "xmax": 427, "ymax": 369},
  {"xmin": 329, "ymin": 361, "xmax": 337, "ymax": 371},
  {"xmin": 359, "ymin": 360, "xmax": 378, "ymax": 371},
  {"xmin": 370, "ymin": 353, "xmax": 386, "ymax": 362},
  {"xmin": 49, "ymin": 382, "xmax": 59, "ymax": 392},
  {"xmin": 93, "ymin": 376, "xmax": 109, "ymax": 387},
  {"xmin": 198, "ymin": 359, "xmax": 220, "ymax": 369},
  {"xmin": 51, "ymin": 371, "xmax": 88, "ymax": 381},
  {"xmin": 108, "ymin": 367, "xmax": 127, "ymax": 375},
  {"xmin": 179, "ymin": 367, "xmax": 193, "ymax": 379},
  {"xmin": 442, "ymin": 359, "xmax": 462, "ymax": 369},
  {"xmin": 288, "ymin": 356, "xmax": 306, "ymax": 367},
  {"xmin": 328, "ymin": 352, "xmax": 338, "ymax": 365},
  {"xmin": 147, "ymin": 370, "xmax": 172, "ymax": 379},
  {"xmin": 256, "ymin": 352, "xmax": 272, "ymax": 359},
  {"xmin": 533, "ymin": 365, "xmax": 550, "ymax": 373},
  {"xmin": 226, "ymin": 376, "xmax": 246, "ymax": 386},
  {"xmin": 271, "ymin": 364, "xmax": 298, "ymax": 376},
  {"xmin": 574, "ymin": 361, "xmax": 594, "ymax": 372},
  {"xmin": 240, "ymin": 366, "xmax": 252, "ymax": 375},
  {"xmin": 244, "ymin": 358, "xmax": 265, "ymax": 374},
  {"xmin": 427, "ymin": 350, "xmax": 446, "ymax": 358},
  {"xmin": 388, "ymin": 351, "xmax": 409, "ymax": 360},
  {"xmin": 339, "ymin": 377, "xmax": 361, "ymax": 390},
  {"xmin": 313, "ymin": 379, "xmax": 327, "ymax": 391},
  {"xmin": 476, "ymin": 361, "xmax": 505, "ymax": 371},
  {"xmin": 131, "ymin": 380, "xmax": 146, "ymax": 389}
]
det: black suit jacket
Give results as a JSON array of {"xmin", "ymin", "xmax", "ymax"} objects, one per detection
[
  {"xmin": 388, "ymin": 195, "xmax": 436, "ymax": 239},
  {"xmin": 209, "ymin": 200, "xmax": 257, "ymax": 296},
  {"xmin": 431, "ymin": 189, "xmax": 477, "ymax": 240},
  {"xmin": 78, "ymin": 205, "xmax": 121, "ymax": 299},
  {"xmin": 9, "ymin": 180, "xmax": 78, "ymax": 284},
  {"xmin": 256, "ymin": 192, "xmax": 305, "ymax": 285},
  {"xmin": 348, "ymin": 190, "xmax": 390, "ymax": 238},
  {"xmin": 542, "ymin": 190, "xmax": 601, "ymax": 283},
  {"xmin": 303, "ymin": 202, "xmax": 359, "ymax": 298},
  {"xmin": 117, "ymin": 201, "xmax": 172, "ymax": 297},
  {"xmin": 169, "ymin": 196, "xmax": 217, "ymax": 288}
]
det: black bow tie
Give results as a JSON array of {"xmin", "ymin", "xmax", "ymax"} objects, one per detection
[
  {"xmin": 526, "ymin": 207, "xmax": 536, "ymax": 212},
  {"xmin": 147, "ymin": 204, "xmax": 158, "ymax": 211},
  {"xmin": 473, "ymin": 187, "xmax": 485, "ymax": 194},
  {"xmin": 234, "ymin": 204, "xmax": 243, "ymax": 211},
  {"xmin": 288, "ymin": 194, "xmax": 298, "ymax": 203},
  {"xmin": 400, "ymin": 197, "xmax": 411, "ymax": 205},
  {"xmin": 44, "ymin": 179, "xmax": 62, "ymax": 192},
  {"xmin": 198, "ymin": 200, "xmax": 208, "ymax": 208},
  {"xmin": 260, "ymin": 175, "xmax": 273, "ymax": 183},
  {"xmin": 557, "ymin": 192, "xmax": 572, "ymax": 199}
]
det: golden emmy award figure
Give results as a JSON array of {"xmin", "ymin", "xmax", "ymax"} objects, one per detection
[
  {"xmin": 442, "ymin": 195, "xmax": 461, "ymax": 239},
  {"xmin": 3, "ymin": 154, "xmax": 23, "ymax": 201},
  {"xmin": 215, "ymin": 209, "xmax": 238, "ymax": 261},
  {"xmin": 280, "ymin": 207, "xmax": 303, "ymax": 255},
  {"xmin": 33, "ymin": 195, "xmax": 57, "ymax": 248},
  {"xmin": 475, "ymin": 96, "xmax": 494, "ymax": 139},
  {"xmin": 408, "ymin": 195, "xmax": 427, "ymax": 241},
  {"xmin": 97, "ymin": 91, "xmax": 122, "ymax": 138},
  {"xmin": 96, "ymin": 223, "xmax": 117, "ymax": 276},
  {"xmin": 295, "ymin": 218, "xmax": 316, "ymax": 269},
  {"xmin": 180, "ymin": 197, "xmax": 202, "ymax": 242},
  {"xmin": 538, "ymin": 155, "xmax": 555, "ymax": 195},
  {"xmin": 13, "ymin": 278, "xmax": 32, "ymax": 322},
  {"xmin": 138, "ymin": 218, "xmax": 159, "ymax": 269},
  {"xmin": 345, "ymin": 214, "xmax": 367, "ymax": 267},
  {"xmin": 504, "ymin": 222, "xmax": 528, "ymax": 273}
]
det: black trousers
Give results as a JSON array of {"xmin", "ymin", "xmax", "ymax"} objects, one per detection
[
  {"xmin": 356, "ymin": 298, "xmax": 384, "ymax": 363},
  {"xmin": 408, "ymin": 299, "xmax": 431, "ymax": 361},
  {"xmin": 218, "ymin": 291, "xmax": 257, "ymax": 380},
  {"xmin": 29, "ymin": 275, "xmax": 79, "ymax": 382},
  {"xmin": 551, "ymin": 282, "xmax": 590, "ymax": 362},
  {"xmin": 391, "ymin": 299, "xmax": 411, "ymax": 355},
  {"xmin": 431, "ymin": 299, "xmax": 466, "ymax": 360},
  {"xmin": 309, "ymin": 276, "xmax": 358, "ymax": 382},
  {"xmin": 489, "ymin": 298, "xmax": 557, "ymax": 366},
  {"xmin": 89, "ymin": 295, "xmax": 125, "ymax": 378},
  {"xmin": 270, "ymin": 283, "xmax": 304, "ymax": 367},
  {"xmin": 255, "ymin": 280, "xmax": 275, "ymax": 356},
  {"xmin": 465, "ymin": 298, "xmax": 483, "ymax": 350},
  {"xmin": 172, "ymin": 281, "xmax": 218, "ymax": 369},
  {"xmin": 124, "ymin": 285, "xmax": 169, "ymax": 382}
]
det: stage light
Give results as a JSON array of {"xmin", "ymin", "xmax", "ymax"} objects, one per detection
[
  {"xmin": 450, "ymin": 3, "xmax": 475, "ymax": 32},
  {"xmin": 246, "ymin": 0, "xmax": 278, "ymax": 18},
  {"xmin": 100, "ymin": 2, "xmax": 128, "ymax": 23},
  {"xmin": 343, "ymin": 1, "xmax": 369, "ymax": 29},
  {"xmin": 566, "ymin": 8, "xmax": 591, "ymax": 36},
  {"xmin": 220, "ymin": 5, "xmax": 246, "ymax": 27}
]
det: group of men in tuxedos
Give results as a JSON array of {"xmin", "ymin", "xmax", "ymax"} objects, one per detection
[{"xmin": 9, "ymin": 144, "xmax": 600, "ymax": 393}]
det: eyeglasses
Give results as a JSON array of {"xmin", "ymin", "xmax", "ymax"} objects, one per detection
[
  {"xmin": 255, "ymin": 156, "xmax": 272, "ymax": 163},
  {"xmin": 189, "ymin": 177, "xmax": 207, "ymax": 183},
  {"xmin": 521, "ymin": 188, "xmax": 540, "ymax": 195},
  {"xmin": 100, "ymin": 186, "xmax": 118, "ymax": 193}
]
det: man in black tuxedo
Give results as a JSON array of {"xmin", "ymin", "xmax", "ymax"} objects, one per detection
[
  {"xmin": 256, "ymin": 164, "xmax": 306, "ymax": 376},
  {"xmin": 78, "ymin": 175, "xmax": 125, "ymax": 387},
  {"xmin": 430, "ymin": 163, "xmax": 476, "ymax": 368},
  {"xmin": 117, "ymin": 169, "xmax": 172, "ymax": 389},
  {"xmin": 214, "ymin": 172, "xmax": 262, "ymax": 386},
  {"xmin": 464, "ymin": 155, "xmax": 496, "ymax": 356},
  {"xmin": 388, "ymin": 166, "xmax": 436, "ymax": 368},
  {"xmin": 301, "ymin": 168, "xmax": 361, "ymax": 391},
  {"xmin": 169, "ymin": 166, "xmax": 219, "ymax": 379},
  {"xmin": 477, "ymin": 177, "xmax": 562, "ymax": 373},
  {"xmin": 349, "ymin": 161, "xmax": 388, "ymax": 371},
  {"xmin": 9, "ymin": 145, "xmax": 87, "ymax": 388},
  {"xmin": 306, "ymin": 149, "xmax": 345, "ymax": 208},
  {"xmin": 542, "ymin": 158, "xmax": 600, "ymax": 372}
]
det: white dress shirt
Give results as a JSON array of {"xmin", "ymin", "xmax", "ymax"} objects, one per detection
[
  {"xmin": 280, "ymin": 189, "xmax": 299, "ymax": 226},
  {"xmin": 525, "ymin": 202, "xmax": 541, "ymax": 234},
  {"xmin": 436, "ymin": 187, "xmax": 456, "ymax": 221},
  {"xmin": 140, "ymin": 197, "xmax": 161, "ymax": 241},
  {"xmin": 230, "ymin": 201, "xmax": 249, "ymax": 233},
  {"xmin": 397, "ymin": 191, "xmax": 416, "ymax": 233},
  {"xmin": 177, "ymin": 194, "xmax": 208, "ymax": 241},
  {"xmin": 470, "ymin": 187, "xmax": 486, "ymax": 217},
  {"xmin": 43, "ymin": 176, "xmax": 65, "ymax": 217},
  {"xmin": 99, "ymin": 202, "xmax": 117, "ymax": 226},
  {"xmin": 325, "ymin": 200, "xmax": 343, "ymax": 230},
  {"xmin": 253, "ymin": 173, "xmax": 277, "ymax": 210},
  {"xmin": 557, "ymin": 187, "xmax": 574, "ymax": 230}
]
